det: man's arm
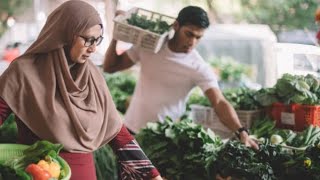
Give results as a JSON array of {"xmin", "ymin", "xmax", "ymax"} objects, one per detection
[
  {"xmin": 205, "ymin": 87, "xmax": 259, "ymax": 149},
  {"xmin": 103, "ymin": 39, "xmax": 135, "ymax": 73},
  {"xmin": 205, "ymin": 88, "xmax": 242, "ymax": 131}
]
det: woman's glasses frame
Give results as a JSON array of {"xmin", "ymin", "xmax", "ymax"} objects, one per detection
[{"xmin": 79, "ymin": 35, "xmax": 104, "ymax": 47}]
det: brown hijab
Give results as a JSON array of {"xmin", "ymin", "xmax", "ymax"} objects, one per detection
[{"xmin": 0, "ymin": 0, "xmax": 123, "ymax": 152}]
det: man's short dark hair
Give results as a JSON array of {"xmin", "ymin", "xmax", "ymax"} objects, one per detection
[{"xmin": 176, "ymin": 6, "xmax": 210, "ymax": 28}]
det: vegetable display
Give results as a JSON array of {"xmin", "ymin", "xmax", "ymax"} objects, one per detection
[
  {"xmin": 208, "ymin": 56, "xmax": 252, "ymax": 83},
  {"xmin": 135, "ymin": 115, "xmax": 320, "ymax": 179},
  {"xmin": 223, "ymin": 87, "xmax": 261, "ymax": 110},
  {"xmin": 255, "ymin": 73, "xmax": 320, "ymax": 106},
  {"xmin": 136, "ymin": 117, "xmax": 223, "ymax": 180}
]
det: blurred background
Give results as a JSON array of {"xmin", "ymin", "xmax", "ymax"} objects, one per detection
[{"xmin": 1, "ymin": 0, "xmax": 320, "ymax": 87}]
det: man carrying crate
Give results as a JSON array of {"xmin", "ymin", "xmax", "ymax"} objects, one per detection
[{"xmin": 103, "ymin": 6, "xmax": 258, "ymax": 149}]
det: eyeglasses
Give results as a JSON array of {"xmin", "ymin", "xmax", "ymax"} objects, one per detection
[{"xmin": 79, "ymin": 35, "xmax": 104, "ymax": 47}]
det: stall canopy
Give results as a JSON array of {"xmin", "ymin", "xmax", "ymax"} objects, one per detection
[{"xmin": 197, "ymin": 24, "xmax": 278, "ymax": 87}]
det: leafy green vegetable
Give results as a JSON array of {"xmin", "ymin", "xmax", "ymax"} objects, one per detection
[
  {"xmin": 94, "ymin": 145, "xmax": 118, "ymax": 180},
  {"xmin": 136, "ymin": 117, "xmax": 223, "ymax": 180},
  {"xmin": 208, "ymin": 56, "xmax": 252, "ymax": 83},
  {"xmin": 127, "ymin": 13, "xmax": 171, "ymax": 34},
  {"xmin": 208, "ymin": 141, "xmax": 276, "ymax": 180},
  {"xmin": 0, "ymin": 113, "xmax": 18, "ymax": 143},
  {"xmin": 250, "ymin": 118, "xmax": 277, "ymax": 138},
  {"xmin": 223, "ymin": 87, "xmax": 261, "ymax": 110},
  {"xmin": 104, "ymin": 72, "xmax": 136, "ymax": 114},
  {"xmin": 255, "ymin": 73, "xmax": 320, "ymax": 106}
]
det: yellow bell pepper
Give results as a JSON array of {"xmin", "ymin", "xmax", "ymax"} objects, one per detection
[{"xmin": 37, "ymin": 159, "xmax": 61, "ymax": 178}]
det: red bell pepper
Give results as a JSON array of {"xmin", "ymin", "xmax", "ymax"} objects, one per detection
[{"xmin": 25, "ymin": 163, "xmax": 52, "ymax": 180}]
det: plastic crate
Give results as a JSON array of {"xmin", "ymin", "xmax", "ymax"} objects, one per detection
[
  {"xmin": 207, "ymin": 111, "xmax": 233, "ymax": 139},
  {"xmin": 190, "ymin": 104, "xmax": 213, "ymax": 125},
  {"xmin": 190, "ymin": 105, "xmax": 263, "ymax": 138},
  {"xmin": 0, "ymin": 144, "xmax": 71, "ymax": 180},
  {"xmin": 269, "ymin": 102, "xmax": 320, "ymax": 131},
  {"xmin": 113, "ymin": 7, "xmax": 175, "ymax": 53}
]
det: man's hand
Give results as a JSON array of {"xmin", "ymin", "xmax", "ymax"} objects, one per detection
[
  {"xmin": 115, "ymin": 10, "xmax": 126, "ymax": 17},
  {"xmin": 239, "ymin": 131, "xmax": 259, "ymax": 150}
]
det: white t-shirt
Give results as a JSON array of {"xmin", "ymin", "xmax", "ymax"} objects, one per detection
[{"xmin": 124, "ymin": 43, "xmax": 219, "ymax": 133}]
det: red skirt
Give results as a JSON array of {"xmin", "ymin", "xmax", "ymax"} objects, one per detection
[{"xmin": 59, "ymin": 151, "xmax": 97, "ymax": 180}]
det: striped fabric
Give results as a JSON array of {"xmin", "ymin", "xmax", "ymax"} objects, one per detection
[
  {"xmin": 117, "ymin": 140, "xmax": 158, "ymax": 180},
  {"xmin": 109, "ymin": 125, "xmax": 160, "ymax": 179},
  {"xmin": 0, "ymin": 97, "xmax": 12, "ymax": 125}
]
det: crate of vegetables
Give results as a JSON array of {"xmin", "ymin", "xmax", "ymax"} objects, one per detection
[
  {"xmin": 113, "ymin": 7, "xmax": 175, "ymax": 53},
  {"xmin": 269, "ymin": 102, "xmax": 320, "ymax": 131}
]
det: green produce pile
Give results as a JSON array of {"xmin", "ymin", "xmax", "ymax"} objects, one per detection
[
  {"xmin": 104, "ymin": 72, "xmax": 136, "ymax": 114},
  {"xmin": 223, "ymin": 87, "xmax": 261, "ymax": 110},
  {"xmin": 209, "ymin": 140, "xmax": 320, "ymax": 180},
  {"xmin": 208, "ymin": 56, "xmax": 252, "ymax": 83},
  {"xmin": 255, "ymin": 73, "xmax": 320, "ymax": 106},
  {"xmin": 250, "ymin": 118, "xmax": 320, "ymax": 148},
  {"xmin": 136, "ymin": 117, "xmax": 223, "ymax": 180},
  {"xmin": 136, "ymin": 117, "xmax": 320, "ymax": 179},
  {"xmin": 126, "ymin": 13, "xmax": 171, "ymax": 34}
]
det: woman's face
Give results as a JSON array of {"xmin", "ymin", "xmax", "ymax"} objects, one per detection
[{"xmin": 69, "ymin": 24, "xmax": 103, "ymax": 64}]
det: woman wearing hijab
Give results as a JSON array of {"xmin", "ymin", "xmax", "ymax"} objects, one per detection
[{"xmin": 0, "ymin": 1, "xmax": 162, "ymax": 180}]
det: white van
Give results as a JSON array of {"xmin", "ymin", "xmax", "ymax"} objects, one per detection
[{"xmin": 275, "ymin": 43, "xmax": 320, "ymax": 79}]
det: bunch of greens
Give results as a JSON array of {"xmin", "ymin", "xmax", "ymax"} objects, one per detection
[
  {"xmin": 127, "ymin": 13, "xmax": 171, "ymax": 34},
  {"xmin": 208, "ymin": 141, "xmax": 275, "ymax": 180},
  {"xmin": 254, "ymin": 88, "xmax": 278, "ymax": 106},
  {"xmin": 186, "ymin": 88, "xmax": 210, "ymax": 110},
  {"xmin": 223, "ymin": 87, "xmax": 261, "ymax": 110},
  {"xmin": 209, "ymin": 140, "xmax": 320, "ymax": 179},
  {"xmin": 104, "ymin": 72, "xmax": 136, "ymax": 114},
  {"xmin": 250, "ymin": 118, "xmax": 320, "ymax": 148},
  {"xmin": 255, "ymin": 73, "xmax": 320, "ymax": 106},
  {"xmin": 275, "ymin": 142, "xmax": 320, "ymax": 179},
  {"xmin": 0, "ymin": 141, "xmax": 64, "ymax": 180},
  {"xmin": 249, "ymin": 118, "xmax": 277, "ymax": 139},
  {"xmin": 281, "ymin": 125, "xmax": 320, "ymax": 148},
  {"xmin": 208, "ymin": 56, "xmax": 252, "ymax": 83},
  {"xmin": 0, "ymin": 113, "xmax": 17, "ymax": 143},
  {"xmin": 136, "ymin": 117, "xmax": 223, "ymax": 180}
]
